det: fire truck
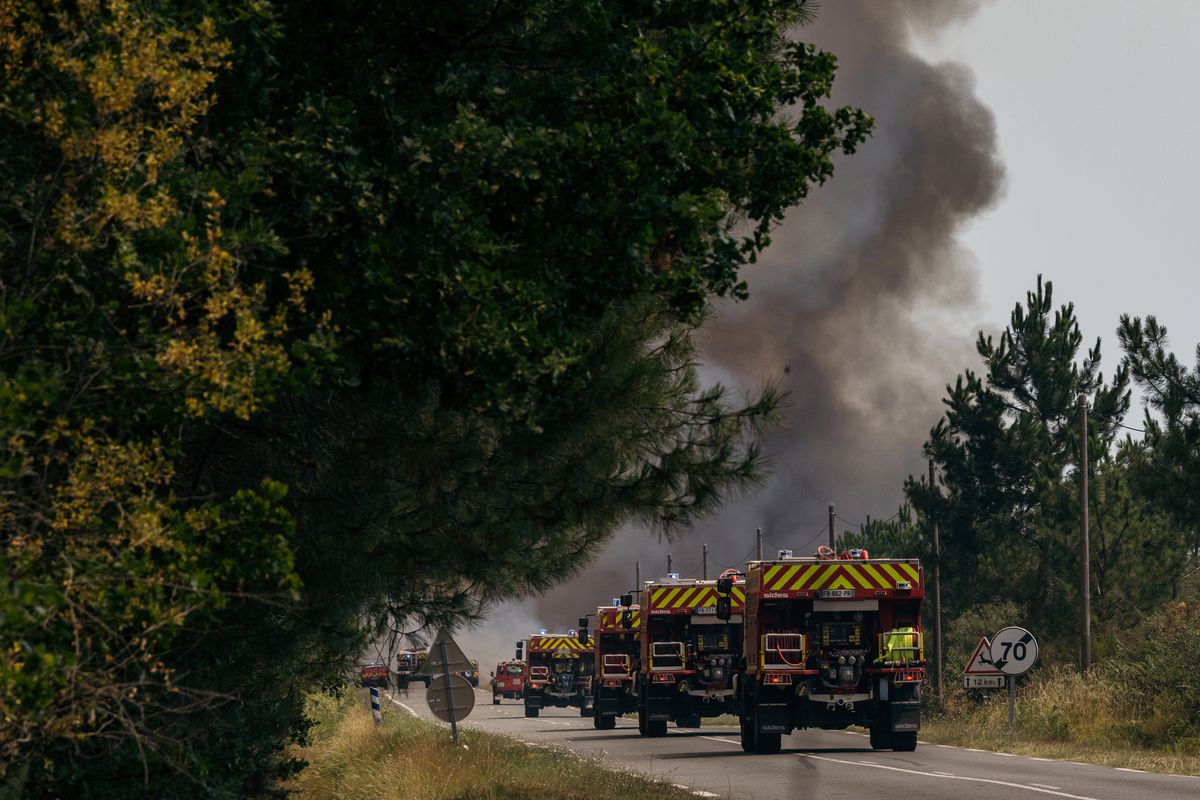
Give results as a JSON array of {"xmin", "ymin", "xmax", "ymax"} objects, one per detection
[
  {"xmin": 521, "ymin": 631, "xmax": 595, "ymax": 718},
  {"xmin": 491, "ymin": 660, "xmax": 528, "ymax": 703},
  {"xmin": 592, "ymin": 596, "xmax": 641, "ymax": 730},
  {"xmin": 728, "ymin": 548, "xmax": 925, "ymax": 754},
  {"xmin": 395, "ymin": 649, "xmax": 430, "ymax": 687},
  {"xmin": 637, "ymin": 574, "xmax": 745, "ymax": 736}
]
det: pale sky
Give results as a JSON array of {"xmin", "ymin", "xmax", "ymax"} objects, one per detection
[{"xmin": 919, "ymin": 1, "xmax": 1200, "ymax": 399}]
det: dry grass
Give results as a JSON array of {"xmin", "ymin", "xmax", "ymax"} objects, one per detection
[
  {"xmin": 920, "ymin": 665, "xmax": 1200, "ymax": 776},
  {"xmin": 287, "ymin": 693, "xmax": 702, "ymax": 800}
]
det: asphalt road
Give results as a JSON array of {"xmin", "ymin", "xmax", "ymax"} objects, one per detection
[{"xmin": 382, "ymin": 684, "xmax": 1198, "ymax": 800}]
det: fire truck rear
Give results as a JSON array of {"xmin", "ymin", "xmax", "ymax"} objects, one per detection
[
  {"xmin": 491, "ymin": 660, "xmax": 527, "ymax": 703},
  {"xmin": 395, "ymin": 649, "xmax": 430, "ymax": 688},
  {"xmin": 637, "ymin": 575, "xmax": 745, "ymax": 736},
  {"xmin": 592, "ymin": 596, "xmax": 641, "ymax": 730},
  {"xmin": 521, "ymin": 632, "xmax": 595, "ymax": 718},
  {"xmin": 732, "ymin": 550, "xmax": 925, "ymax": 754}
]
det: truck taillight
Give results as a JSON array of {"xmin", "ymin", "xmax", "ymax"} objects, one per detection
[
  {"xmin": 652, "ymin": 673, "xmax": 676, "ymax": 683},
  {"xmin": 763, "ymin": 673, "xmax": 793, "ymax": 685},
  {"xmin": 894, "ymin": 670, "xmax": 923, "ymax": 683}
]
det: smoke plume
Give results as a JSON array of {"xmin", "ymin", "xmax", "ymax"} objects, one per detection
[{"xmin": 487, "ymin": 1, "xmax": 1005, "ymax": 636}]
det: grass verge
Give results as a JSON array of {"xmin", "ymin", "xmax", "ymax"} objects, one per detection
[
  {"xmin": 287, "ymin": 692, "xmax": 703, "ymax": 799},
  {"xmin": 919, "ymin": 664, "xmax": 1200, "ymax": 776}
]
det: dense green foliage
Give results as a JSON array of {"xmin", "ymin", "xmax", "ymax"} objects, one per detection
[
  {"xmin": 0, "ymin": 0, "xmax": 868, "ymax": 795},
  {"xmin": 845, "ymin": 278, "xmax": 1198, "ymax": 670}
]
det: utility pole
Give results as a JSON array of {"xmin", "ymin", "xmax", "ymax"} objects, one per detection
[
  {"xmin": 1079, "ymin": 394, "xmax": 1091, "ymax": 672},
  {"xmin": 929, "ymin": 458, "xmax": 943, "ymax": 701},
  {"xmin": 702, "ymin": 544, "xmax": 708, "ymax": 579},
  {"xmin": 828, "ymin": 504, "xmax": 837, "ymax": 550},
  {"xmin": 635, "ymin": 561, "xmax": 641, "ymax": 592},
  {"xmin": 756, "ymin": 528, "xmax": 763, "ymax": 561},
  {"xmin": 667, "ymin": 552, "xmax": 672, "ymax": 576}
]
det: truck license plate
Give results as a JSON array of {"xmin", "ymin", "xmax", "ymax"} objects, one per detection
[
  {"xmin": 694, "ymin": 606, "xmax": 716, "ymax": 614},
  {"xmin": 817, "ymin": 589, "xmax": 855, "ymax": 598}
]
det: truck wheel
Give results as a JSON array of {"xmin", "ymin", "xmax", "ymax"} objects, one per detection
[
  {"xmin": 594, "ymin": 714, "xmax": 616, "ymax": 730},
  {"xmin": 524, "ymin": 705, "xmax": 539, "ymax": 718},
  {"xmin": 892, "ymin": 730, "xmax": 918, "ymax": 752},
  {"xmin": 646, "ymin": 719, "xmax": 668, "ymax": 737},
  {"xmin": 637, "ymin": 707, "xmax": 648, "ymax": 735},
  {"xmin": 739, "ymin": 717, "xmax": 755, "ymax": 753},
  {"xmin": 754, "ymin": 731, "xmax": 782, "ymax": 754},
  {"xmin": 869, "ymin": 716, "xmax": 892, "ymax": 750},
  {"xmin": 675, "ymin": 714, "xmax": 701, "ymax": 729}
]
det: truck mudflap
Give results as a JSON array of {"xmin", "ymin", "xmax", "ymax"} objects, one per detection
[
  {"xmin": 644, "ymin": 685, "xmax": 674, "ymax": 722},
  {"xmin": 756, "ymin": 699, "xmax": 790, "ymax": 734},
  {"xmin": 890, "ymin": 701, "xmax": 920, "ymax": 732},
  {"xmin": 595, "ymin": 695, "xmax": 623, "ymax": 717}
]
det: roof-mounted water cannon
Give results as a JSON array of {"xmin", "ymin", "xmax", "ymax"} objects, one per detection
[
  {"xmin": 778, "ymin": 549, "xmax": 793, "ymax": 559},
  {"xmin": 620, "ymin": 593, "xmax": 633, "ymax": 607},
  {"xmin": 577, "ymin": 616, "xmax": 590, "ymax": 644}
]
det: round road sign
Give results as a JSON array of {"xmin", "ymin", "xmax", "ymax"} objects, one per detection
[
  {"xmin": 988, "ymin": 626, "xmax": 1038, "ymax": 676},
  {"xmin": 427, "ymin": 674, "xmax": 476, "ymax": 723}
]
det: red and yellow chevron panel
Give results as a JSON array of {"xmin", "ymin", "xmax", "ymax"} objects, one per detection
[
  {"xmin": 596, "ymin": 607, "xmax": 641, "ymax": 631},
  {"xmin": 646, "ymin": 582, "xmax": 745, "ymax": 615},
  {"xmin": 527, "ymin": 635, "xmax": 594, "ymax": 653},
  {"xmin": 757, "ymin": 561, "xmax": 922, "ymax": 596}
]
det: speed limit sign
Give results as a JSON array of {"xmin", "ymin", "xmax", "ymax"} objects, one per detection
[{"xmin": 989, "ymin": 627, "xmax": 1038, "ymax": 676}]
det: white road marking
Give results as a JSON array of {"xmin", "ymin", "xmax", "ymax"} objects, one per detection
[
  {"xmin": 384, "ymin": 693, "xmax": 418, "ymax": 716},
  {"xmin": 673, "ymin": 783, "xmax": 719, "ymax": 797},
  {"xmin": 699, "ymin": 736, "xmax": 741, "ymax": 746},
  {"xmin": 1030, "ymin": 784, "xmax": 1061, "ymax": 790},
  {"xmin": 1115, "ymin": 768, "xmax": 1146, "ymax": 773},
  {"xmin": 803, "ymin": 754, "xmax": 1103, "ymax": 800},
  {"xmin": 996, "ymin": 752, "xmax": 1018, "ymax": 757},
  {"xmin": 932, "ymin": 771, "xmax": 956, "ymax": 777},
  {"xmin": 936, "ymin": 744, "xmax": 955, "ymax": 749}
]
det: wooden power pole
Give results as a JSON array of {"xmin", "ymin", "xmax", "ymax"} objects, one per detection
[
  {"xmin": 702, "ymin": 543, "xmax": 708, "ymax": 579},
  {"xmin": 929, "ymin": 459, "xmax": 943, "ymax": 700},
  {"xmin": 1079, "ymin": 394, "xmax": 1091, "ymax": 672},
  {"xmin": 756, "ymin": 527, "xmax": 763, "ymax": 561}
]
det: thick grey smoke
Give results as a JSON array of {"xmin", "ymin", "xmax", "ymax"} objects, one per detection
[{"xmin": 485, "ymin": 1, "xmax": 1005, "ymax": 635}]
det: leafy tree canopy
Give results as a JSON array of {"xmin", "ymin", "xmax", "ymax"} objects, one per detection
[{"xmin": 0, "ymin": 0, "xmax": 868, "ymax": 795}]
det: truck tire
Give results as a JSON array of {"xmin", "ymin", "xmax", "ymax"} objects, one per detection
[
  {"xmin": 869, "ymin": 719, "xmax": 892, "ymax": 750},
  {"xmin": 594, "ymin": 714, "xmax": 616, "ymax": 730},
  {"xmin": 892, "ymin": 730, "xmax": 918, "ymax": 752},
  {"xmin": 676, "ymin": 714, "xmax": 701, "ymax": 729},
  {"xmin": 754, "ymin": 731, "xmax": 781, "ymax": 754},
  {"xmin": 524, "ymin": 705, "xmax": 539, "ymax": 718},
  {"xmin": 646, "ymin": 719, "xmax": 668, "ymax": 737},
  {"xmin": 637, "ymin": 708, "xmax": 648, "ymax": 735},
  {"xmin": 739, "ymin": 717, "xmax": 755, "ymax": 753}
]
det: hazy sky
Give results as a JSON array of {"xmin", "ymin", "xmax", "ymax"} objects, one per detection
[{"xmin": 920, "ymin": 1, "xmax": 1200, "ymax": 381}]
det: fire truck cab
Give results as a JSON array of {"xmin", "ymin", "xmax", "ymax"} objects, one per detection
[
  {"xmin": 491, "ymin": 660, "xmax": 527, "ymax": 703},
  {"xmin": 637, "ymin": 575, "xmax": 745, "ymax": 737},
  {"xmin": 521, "ymin": 632, "xmax": 595, "ymax": 718},
  {"xmin": 734, "ymin": 550, "xmax": 925, "ymax": 754},
  {"xmin": 592, "ymin": 596, "xmax": 641, "ymax": 730}
]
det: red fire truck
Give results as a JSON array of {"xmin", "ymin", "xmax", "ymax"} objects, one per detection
[
  {"xmin": 637, "ymin": 574, "xmax": 745, "ymax": 736},
  {"xmin": 521, "ymin": 631, "xmax": 595, "ymax": 718},
  {"xmin": 592, "ymin": 596, "xmax": 641, "ymax": 730},
  {"xmin": 490, "ymin": 660, "xmax": 527, "ymax": 703},
  {"xmin": 727, "ymin": 548, "xmax": 925, "ymax": 754}
]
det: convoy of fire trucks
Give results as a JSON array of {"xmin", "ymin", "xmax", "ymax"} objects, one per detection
[{"xmin": 394, "ymin": 545, "xmax": 925, "ymax": 753}]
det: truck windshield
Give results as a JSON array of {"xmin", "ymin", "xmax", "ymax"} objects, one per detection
[{"xmin": 505, "ymin": 664, "xmax": 523, "ymax": 676}]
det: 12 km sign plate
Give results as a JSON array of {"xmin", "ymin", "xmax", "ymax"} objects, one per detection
[{"xmin": 964, "ymin": 675, "xmax": 1006, "ymax": 689}]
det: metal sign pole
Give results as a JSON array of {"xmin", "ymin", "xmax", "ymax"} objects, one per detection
[
  {"xmin": 440, "ymin": 640, "xmax": 459, "ymax": 743},
  {"xmin": 1008, "ymin": 676, "xmax": 1016, "ymax": 732}
]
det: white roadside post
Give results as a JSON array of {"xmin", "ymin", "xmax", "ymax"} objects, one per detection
[
  {"xmin": 370, "ymin": 686, "xmax": 382, "ymax": 727},
  {"xmin": 989, "ymin": 627, "xmax": 1039, "ymax": 733}
]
